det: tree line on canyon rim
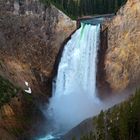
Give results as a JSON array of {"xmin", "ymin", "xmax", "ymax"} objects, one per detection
[{"xmin": 40, "ymin": 0, "xmax": 127, "ymax": 19}]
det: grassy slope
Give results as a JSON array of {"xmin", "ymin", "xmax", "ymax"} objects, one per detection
[{"xmin": 0, "ymin": 75, "xmax": 47, "ymax": 139}]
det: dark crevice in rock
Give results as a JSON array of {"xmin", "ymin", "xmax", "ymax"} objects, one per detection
[
  {"xmin": 32, "ymin": 68, "xmax": 52, "ymax": 99},
  {"xmin": 97, "ymin": 27, "xmax": 112, "ymax": 99}
]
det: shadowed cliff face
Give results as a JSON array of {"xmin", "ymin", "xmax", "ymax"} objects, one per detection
[
  {"xmin": 0, "ymin": 0, "xmax": 76, "ymax": 99},
  {"xmin": 105, "ymin": 0, "xmax": 140, "ymax": 91}
]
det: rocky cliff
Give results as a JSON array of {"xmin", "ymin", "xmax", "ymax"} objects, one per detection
[
  {"xmin": 1, "ymin": 0, "xmax": 140, "ymax": 139},
  {"xmin": 0, "ymin": 0, "xmax": 76, "ymax": 98},
  {"xmin": 0, "ymin": 0, "xmax": 76, "ymax": 139},
  {"xmin": 105, "ymin": 0, "xmax": 140, "ymax": 91}
]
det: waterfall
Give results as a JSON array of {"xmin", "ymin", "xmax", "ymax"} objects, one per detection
[
  {"xmin": 47, "ymin": 23, "xmax": 100, "ymax": 133},
  {"xmin": 39, "ymin": 23, "xmax": 101, "ymax": 140},
  {"xmin": 53, "ymin": 23, "xmax": 100, "ymax": 98}
]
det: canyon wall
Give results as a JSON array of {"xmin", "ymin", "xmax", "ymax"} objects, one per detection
[
  {"xmin": 0, "ymin": 0, "xmax": 76, "ymax": 98},
  {"xmin": 0, "ymin": 0, "xmax": 76, "ymax": 139},
  {"xmin": 105, "ymin": 0, "xmax": 140, "ymax": 91},
  {"xmin": 1, "ymin": 0, "xmax": 140, "ymax": 138}
]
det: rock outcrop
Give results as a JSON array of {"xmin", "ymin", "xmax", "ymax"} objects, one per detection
[
  {"xmin": 105, "ymin": 0, "xmax": 140, "ymax": 91},
  {"xmin": 0, "ymin": 0, "xmax": 76, "ymax": 98},
  {"xmin": 0, "ymin": 0, "xmax": 76, "ymax": 139}
]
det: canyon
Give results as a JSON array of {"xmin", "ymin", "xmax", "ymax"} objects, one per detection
[{"xmin": 0, "ymin": 0, "xmax": 140, "ymax": 139}]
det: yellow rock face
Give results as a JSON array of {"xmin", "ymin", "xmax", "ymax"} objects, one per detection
[{"xmin": 105, "ymin": 0, "xmax": 140, "ymax": 91}]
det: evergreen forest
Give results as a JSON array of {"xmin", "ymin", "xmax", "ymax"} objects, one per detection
[{"xmin": 41, "ymin": 0, "xmax": 127, "ymax": 19}]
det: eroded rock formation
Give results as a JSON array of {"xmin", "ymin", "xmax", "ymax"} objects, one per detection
[
  {"xmin": 105, "ymin": 0, "xmax": 140, "ymax": 91},
  {"xmin": 0, "ymin": 0, "xmax": 76, "ymax": 139},
  {"xmin": 0, "ymin": 0, "xmax": 76, "ymax": 98}
]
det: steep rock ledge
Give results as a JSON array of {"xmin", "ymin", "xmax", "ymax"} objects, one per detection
[
  {"xmin": 105, "ymin": 0, "xmax": 140, "ymax": 91},
  {"xmin": 0, "ymin": 0, "xmax": 76, "ymax": 98},
  {"xmin": 0, "ymin": 0, "xmax": 76, "ymax": 139}
]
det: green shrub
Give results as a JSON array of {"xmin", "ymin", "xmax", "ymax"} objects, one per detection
[{"xmin": 0, "ymin": 76, "xmax": 19, "ymax": 108}]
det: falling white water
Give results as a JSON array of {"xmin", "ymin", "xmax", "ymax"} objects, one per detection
[
  {"xmin": 54, "ymin": 23, "xmax": 100, "ymax": 98},
  {"xmin": 42, "ymin": 23, "xmax": 101, "ymax": 139}
]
